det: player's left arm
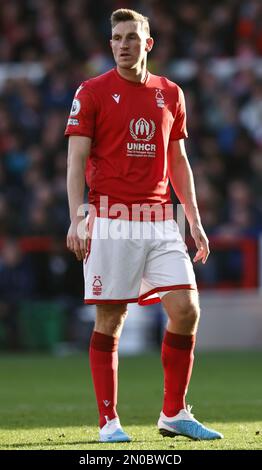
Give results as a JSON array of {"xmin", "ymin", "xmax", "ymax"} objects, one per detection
[{"xmin": 168, "ymin": 139, "xmax": 210, "ymax": 264}]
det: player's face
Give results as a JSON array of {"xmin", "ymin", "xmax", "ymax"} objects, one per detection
[{"xmin": 110, "ymin": 21, "xmax": 153, "ymax": 70}]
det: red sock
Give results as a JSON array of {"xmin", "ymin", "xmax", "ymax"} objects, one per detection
[
  {"xmin": 89, "ymin": 331, "xmax": 119, "ymax": 428},
  {"xmin": 161, "ymin": 330, "xmax": 196, "ymax": 417}
]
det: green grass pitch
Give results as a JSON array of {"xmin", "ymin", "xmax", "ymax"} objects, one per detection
[{"xmin": 0, "ymin": 351, "xmax": 262, "ymax": 450}]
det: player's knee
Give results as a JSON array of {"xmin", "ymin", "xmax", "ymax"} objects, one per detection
[
  {"xmin": 95, "ymin": 303, "xmax": 128, "ymax": 336},
  {"xmin": 173, "ymin": 301, "xmax": 200, "ymax": 332},
  {"xmin": 184, "ymin": 301, "xmax": 200, "ymax": 325},
  {"xmin": 177, "ymin": 301, "xmax": 198, "ymax": 319},
  {"xmin": 167, "ymin": 297, "xmax": 200, "ymax": 324}
]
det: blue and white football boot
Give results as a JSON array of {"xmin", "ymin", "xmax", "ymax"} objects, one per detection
[
  {"xmin": 99, "ymin": 417, "xmax": 131, "ymax": 443},
  {"xmin": 158, "ymin": 405, "xmax": 223, "ymax": 441}
]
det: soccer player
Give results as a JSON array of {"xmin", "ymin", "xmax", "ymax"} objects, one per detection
[{"xmin": 65, "ymin": 9, "xmax": 223, "ymax": 442}]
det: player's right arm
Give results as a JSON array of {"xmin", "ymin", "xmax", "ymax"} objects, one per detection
[{"xmin": 66, "ymin": 135, "xmax": 92, "ymax": 261}]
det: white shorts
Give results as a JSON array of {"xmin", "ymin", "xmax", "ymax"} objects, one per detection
[{"xmin": 84, "ymin": 217, "xmax": 197, "ymax": 306}]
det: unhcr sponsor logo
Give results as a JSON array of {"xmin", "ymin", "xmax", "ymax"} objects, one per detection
[{"xmin": 127, "ymin": 142, "xmax": 156, "ymax": 152}]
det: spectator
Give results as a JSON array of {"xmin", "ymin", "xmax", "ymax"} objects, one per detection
[{"xmin": 0, "ymin": 238, "xmax": 35, "ymax": 349}]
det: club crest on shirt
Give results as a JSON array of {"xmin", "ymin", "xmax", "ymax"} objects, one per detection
[
  {"xmin": 155, "ymin": 89, "xmax": 165, "ymax": 108},
  {"xmin": 70, "ymin": 98, "xmax": 81, "ymax": 116}
]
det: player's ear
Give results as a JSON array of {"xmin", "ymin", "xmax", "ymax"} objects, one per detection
[
  {"xmin": 110, "ymin": 39, "xmax": 112, "ymax": 49},
  {"xmin": 145, "ymin": 37, "xmax": 154, "ymax": 52}
]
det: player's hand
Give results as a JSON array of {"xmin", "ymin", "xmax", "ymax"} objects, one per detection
[
  {"xmin": 190, "ymin": 222, "xmax": 210, "ymax": 264},
  {"xmin": 67, "ymin": 216, "xmax": 89, "ymax": 261}
]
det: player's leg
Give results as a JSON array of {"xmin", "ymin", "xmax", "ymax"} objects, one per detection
[
  {"xmin": 141, "ymin": 220, "xmax": 223, "ymax": 439},
  {"xmin": 85, "ymin": 218, "xmax": 145, "ymax": 442},
  {"xmin": 94, "ymin": 303, "xmax": 128, "ymax": 337},
  {"xmin": 158, "ymin": 289, "xmax": 223, "ymax": 440},
  {"xmin": 89, "ymin": 303, "xmax": 131, "ymax": 442},
  {"xmin": 161, "ymin": 289, "xmax": 199, "ymax": 416}
]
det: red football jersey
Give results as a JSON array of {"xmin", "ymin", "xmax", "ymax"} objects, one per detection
[{"xmin": 65, "ymin": 68, "xmax": 188, "ymax": 220}]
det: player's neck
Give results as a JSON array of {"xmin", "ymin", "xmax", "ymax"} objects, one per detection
[{"xmin": 116, "ymin": 65, "xmax": 148, "ymax": 84}]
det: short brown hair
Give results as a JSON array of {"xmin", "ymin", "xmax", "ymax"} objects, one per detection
[{"xmin": 111, "ymin": 9, "xmax": 150, "ymax": 36}]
